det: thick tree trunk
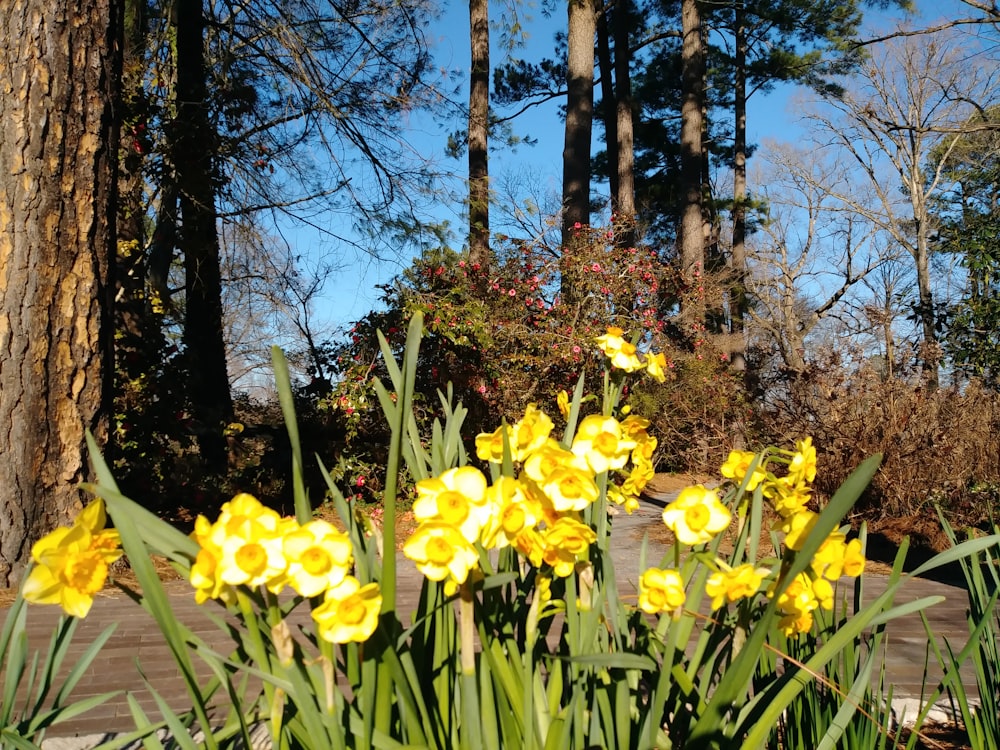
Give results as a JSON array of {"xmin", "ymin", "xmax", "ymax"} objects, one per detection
[
  {"xmin": 561, "ymin": 0, "xmax": 596, "ymax": 304},
  {"xmin": 679, "ymin": 0, "xmax": 705, "ymax": 280},
  {"xmin": 0, "ymin": 0, "xmax": 120, "ymax": 585},
  {"xmin": 468, "ymin": 0, "xmax": 490, "ymax": 269},
  {"xmin": 173, "ymin": 0, "xmax": 233, "ymax": 468}
]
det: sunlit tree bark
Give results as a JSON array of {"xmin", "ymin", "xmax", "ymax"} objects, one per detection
[{"xmin": 0, "ymin": 0, "xmax": 120, "ymax": 585}]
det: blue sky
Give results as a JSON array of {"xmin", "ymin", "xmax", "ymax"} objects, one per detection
[{"xmin": 300, "ymin": 0, "xmax": 954, "ymax": 332}]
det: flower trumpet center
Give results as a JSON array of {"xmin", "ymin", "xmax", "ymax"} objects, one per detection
[
  {"xmin": 684, "ymin": 504, "xmax": 710, "ymax": 532},
  {"xmin": 235, "ymin": 543, "xmax": 268, "ymax": 576},
  {"xmin": 65, "ymin": 552, "xmax": 107, "ymax": 596},
  {"xmin": 438, "ymin": 492, "xmax": 469, "ymax": 525},
  {"xmin": 301, "ymin": 547, "xmax": 331, "ymax": 576},
  {"xmin": 339, "ymin": 597, "xmax": 367, "ymax": 625},
  {"xmin": 426, "ymin": 537, "xmax": 453, "ymax": 565}
]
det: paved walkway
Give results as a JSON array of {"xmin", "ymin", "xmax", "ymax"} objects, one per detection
[{"xmin": 3, "ymin": 496, "xmax": 991, "ymax": 746}]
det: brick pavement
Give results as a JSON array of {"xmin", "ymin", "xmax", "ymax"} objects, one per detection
[{"xmin": 2, "ymin": 498, "xmax": 990, "ymax": 746}]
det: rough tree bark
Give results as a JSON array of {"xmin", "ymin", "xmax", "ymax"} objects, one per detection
[
  {"xmin": 0, "ymin": 0, "xmax": 120, "ymax": 586},
  {"xmin": 612, "ymin": 0, "xmax": 636, "ymax": 234},
  {"xmin": 468, "ymin": 0, "xmax": 490, "ymax": 268},
  {"xmin": 561, "ymin": 0, "xmax": 596, "ymax": 304},
  {"xmin": 679, "ymin": 0, "xmax": 705, "ymax": 280}
]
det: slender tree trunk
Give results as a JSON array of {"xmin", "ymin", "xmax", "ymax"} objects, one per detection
[
  {"xmin": 729, "ymin": 2, "xmax": 748, "ymax": 372},
  {"xmin": 613, "ymin": 0, "xmax": 636, "ymax": 242},
  {"xmin": 679, "ymin": 0, "xmax": 705, "ymax": 281},
  {"xmin": 0, "ymin": 0, "xmax": 120, "ymax": 586},
  {"xmin": 914, "ymin": 218, "xmax": 939, "ymax": 389},
  {"xmin": 596, "ymin": 8, "xmax": 619, "ymax": 209},
  {"xmin": 468, "ymin": 0, "xmax": 490, "ymax": 269},
  {"xmin": 561, "ymin": 0, "xmax": 596, "ymax": 304},
  {"xmin": 173, "ymin": 0, "xmax": 233, "ymax": 469},
  {"xmin": 117, "ymin": 0, "xmax": 150, "ymax": 356}
]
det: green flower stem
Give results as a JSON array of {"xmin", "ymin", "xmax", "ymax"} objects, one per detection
[
  {"xmin": 523, "ymin": 580, "xmax": 543, "ymax": 750},
  {"xmin": 459, "ymin": 580, "xmax": 483, "ymax": 750},
  {"xmin": 236, "ymin": 589, "xmax": 278, "ymax": 724},
  {"xmin": 320, "ymin": 642, "xmax": 335, "ymax": 716}
]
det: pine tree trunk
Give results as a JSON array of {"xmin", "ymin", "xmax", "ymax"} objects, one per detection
[
  {"xmin": 596, "ymin": 8, "xmax": 619, "ymax": 207},
  {"xmin": 468, "ymin": 0, "xmax": 490, "ymax": 269},
  {"xmin": 679, "ymin": 0, "xmax": 705, "ymax": 281},
  {"xmin": 561, "ymin": 0, "xmax": 596, "ymax": 304},
  {"xmin": 0, "ymin": 0, "xmax": 120, "ymax": 586},
  {"xmin": 613, "ymin": 0, "xmax": 636, "ymax": 239}
]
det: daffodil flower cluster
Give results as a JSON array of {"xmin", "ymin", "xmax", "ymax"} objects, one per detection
[
  {"xmin": 640, "ymin": 438, "xmax": 867, "ymax": 636},
  {"xmin": 721, "ymin": 437, "xmax": 866, "ymax": 637},
  {"xmin": 404, "ymin": 403, "xmax": 657, "ymax": 587},
  {"xmin": 189, "ymin": 493, "xmax": 382, "ymax": 644},
  {"xmin": 639, "ymin": 485, "xmax": 734, "ymax": 616},
  {"xmin": 595, "ymin": 325, "xmax": 668, "ymax": 382},
  {"xmin": 22, "ymin": 499, "xmax": 123, "ymax": 618}
]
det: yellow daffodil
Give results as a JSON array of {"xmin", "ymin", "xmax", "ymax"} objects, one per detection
[
  {"xmin": 189, "ymin": 514, "xmax": 237, "ymax": 604},
  {"xmin": 218, "ymin": 533, "xmax": 287, "ymax": 589},
  {"xmin": 812, "ymin": 577, "xmax": 834, "ymax": 611},
  {"xmin": 770, "ymin": 571, "xmax": 823, "ymax": 637},
  {"xmin": 205, "ymin": 497, "xmax": 288, "ymax": 590},
  {"xmin": 764, "ymin": 475, "xmax": 811, "ymax": 518},
  {"xmin": 631, "ymin": 435, "xmax": 657, "ymax": 466},
  {"xmin": 771, "ymin": 572, "xmax": 816, "ymax": 611},
  {"xmin": 638, "ymin": 567, "xmax": 686, "ymax": 615},
  {"xmin": 540, "ymin": 465, "xmax": 600, "ymax": 512},
  {"xmin": 190, "ymin": 545, "xmax": 236, "ymax": 605},
  {"xmin": 210, "ymin": 493, "xmax": 287, "ymax": 553},
  {"xmin": 595, "ymin": 326, "xmax": 644, "ymax": 372},
  {"xmin": 403, "ymin": 522, "xmax": 480, "ymax": 583},
  {"xmin": 480, "ymin": 476, "xmax": 542, "ymax": 550},
  {"xmin": 571, "ymin": 415, "xmax": 636, "ymax": 474},
  {"xmin": 413, "ymin": 466, "xmax": 490, "ymax": 544},
  {"xmin": 842, "ymin": 538, "xmax": 866, "ymax": 577},
  {"xmin": 620, "ymin": 414, "xmax": 652, "ymax": 440},
  {"xmin": 22, "ymin": 499, "xmax": 123, "ymax": 618},
  {"xmin": 720, "ymin": 450, "xmax": 766, "ymax": 491},
  {"xmin": 556, "ymin": 389, "xmax": 570, "ymax": 419},
  {"xmin": 776, "ymin": 509, "xmax": 818, "ymax": 551},
  {"xmin": 595, "ymin": 325, "xmax": 627, "ymax": 353},
  {"xmin": 778, "ymin": 610, "xmax": 814, "ymax": 638},
  {"xmin": 622, "ymin": 460, "xmax": 654, "ymax": 498},
  {"xmin": 644, "ymin": 351, "xmax": 667, "ymax": 383},
  {"xmin": 788, "ymin": 437, "xmax": 817, "ymax": 484},
  {"xmin": 475, "ymin": 424, "xmax": 513, "ymax": 463},
  {"xmin": 811, "ymin": 530, "xmax": 847, "ymax": 580},
  {"xmin": 522, "ymin": 441, "xmax": 581, "ymax": 483},
  {"xmin": 511, "ymin": 404, "xmax": 555, "ymax": 461},
  {"xmin": 541, "ymin": 517, "xmax": 597, "ymax": 577},
  {"xmin": 280, "ymin": 519, "xmax": 353, "ymax": 597},
  {"xmin": 312, "ymin": 576, "xmax": 382, "ymax": 644},
  {"xmin": 513, "ymin": 526, "xmax": 546, "ymax": 568},
  {"xmin": 608, "ymin": 484, "xmax": 641, "ymax": 514},
  {"xmin": 661, "ymin": 485, "xmax": 731, "ymax": 546},
  {"xmin": 704, "ymin": 562, "xmax": 769, "ymax": 610}
]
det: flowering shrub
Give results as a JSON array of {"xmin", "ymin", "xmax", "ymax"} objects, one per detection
[
  {"xmin": 6, "ymin": 312, "xmax": 999, "ymax": 748},
  {"xmin": 319, "ymin": 228, "xmax": 743, "ymax": 490}
]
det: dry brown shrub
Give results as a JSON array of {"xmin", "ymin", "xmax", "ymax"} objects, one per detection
[{"xmin": 760, "ymin": 359, "xmax": 1000, "ymax": 526}]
